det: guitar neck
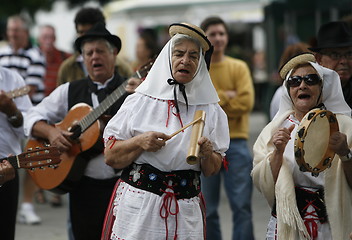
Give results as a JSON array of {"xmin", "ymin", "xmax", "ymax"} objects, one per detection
[
  {"xmin": 0, "ymin": 156, "xmax": 20, "ymax": 169},
  {"xmin": 78, "ymin": 80, "xmax": 128, "ymax": 133}
]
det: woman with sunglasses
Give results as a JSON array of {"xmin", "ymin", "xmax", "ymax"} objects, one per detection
[{"xmin": 252, "ymin": 53, "xmax": 352, "ymax": 240}]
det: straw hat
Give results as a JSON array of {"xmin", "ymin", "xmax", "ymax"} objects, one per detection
[
  {"xmin": 75, "ymin": 22, "xmax": 121, "ymax": 53},
  {"xmin": 169, "ymin": 23, "xmax": 211, "ymax": 52},
  {"xmin": 279, "ymin": 52, "xmax": 316, "ymax": 80}
]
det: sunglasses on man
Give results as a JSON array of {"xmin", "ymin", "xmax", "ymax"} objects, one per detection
[{"xmin": 287, "ymin": 74, "xmax": 322, "ymax": 87}]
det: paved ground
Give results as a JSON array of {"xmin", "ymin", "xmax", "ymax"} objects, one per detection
[{"xmin": 15, "ymin": 111, "xmax": 270, "ymax": 240}]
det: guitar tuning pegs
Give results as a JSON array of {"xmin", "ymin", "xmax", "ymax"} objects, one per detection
[{"xmin": 27, "ymin": 148, "xmax": 33, "ymax": 151}]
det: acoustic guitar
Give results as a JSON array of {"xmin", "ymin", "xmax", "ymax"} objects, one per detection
[
  {"xmin": 1, "ymin": 146, "xmax": 61, "ymax": 170},
  {"xmin": 26, "ymin": 60, "xmax": 154, "ymax": 194}
]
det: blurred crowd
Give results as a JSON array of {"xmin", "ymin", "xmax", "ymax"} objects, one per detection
[{"xmin": 1, "ymin": 5, "xmax": 352, "ymax": 240}]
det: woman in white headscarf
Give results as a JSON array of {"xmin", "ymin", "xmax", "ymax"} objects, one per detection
[
  {"xmin": 252, "ymin": 53, "xmax": 352, "ymax": 240},
  {"xmin": 101, "ymin": 23, "xmax": 229, "ymax": 240}
]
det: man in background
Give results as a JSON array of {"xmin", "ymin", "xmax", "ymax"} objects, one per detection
[
  {"xmin": 57, "ymin": 7, "xmax": 133, "ymax": 86},
  {"xmin": 309, "ymin": 21, "xmax": 352, "ymax": 108},
  {"xmin": 0, "ymin": 15, "xmax": 45, "ymax": 105},
  {"xmin": 38, "ymin": 24, "xmax": 71, "ymax": 96},
  {"xmin": 200, "ymin": 16, "xmax": 255, "ymax": 240}
]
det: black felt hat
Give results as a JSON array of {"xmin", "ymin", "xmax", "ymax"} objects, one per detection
[
  {"xmin": 74, "ymin": 22, "xmax": 121, "ymax": 53},
  {"xmin": 308, "ymin": 21, "xmax": 352, "ymax": 52}
]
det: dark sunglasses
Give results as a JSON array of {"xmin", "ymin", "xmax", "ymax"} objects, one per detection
[{"xmin": 287, "ymin": 74, "xmax": 321, "ymax": 87}]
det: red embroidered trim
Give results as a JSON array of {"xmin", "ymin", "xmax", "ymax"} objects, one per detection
[
  {"xmin": 167, "ymin": 100, "xmax": 184, "ymax": 128},
  {"xmin": 302, "ymin": 199, "xmax": 321, "ymax": 240}
]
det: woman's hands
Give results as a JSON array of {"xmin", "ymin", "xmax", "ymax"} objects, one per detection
[
  {"xmin": 270, "ymin": 124, "xmax": 295, "ymax": 182},
  {"xmin": 198, "ymin": 137, "xmax": 222, "ymax": 177},
  {"xmin": 105, "ymin": 131, "xmax": 170, "ymax": 169},
  {"xmin": 272, "ymin": 125, "xmax": 295, "ymax": 154},
  {"xmin": 329, "ymin": 131, "xmax": 352, "ymax": 188},
  {"xmin": 138, "ymin": 131, "xmax": 170, "ymax": 152},
  {"xmin": 329, "ymin": 132, "xmax": 349, "ymax": 157}
]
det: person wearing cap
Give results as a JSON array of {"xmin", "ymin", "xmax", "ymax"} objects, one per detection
[
  {"xmin": 24, "ymin": 23, "xmax": 130, "ymax": 240},
  {"xmin": 252, "ymin": 53, "xmax": 352, "ymax": 239},
  {"xmin": 309, "ymin": 21, "xmax": 352, "ymax": 109},
  {"xmin": 198, "ymin": 16, "xmax": 255, "ymax": 240},
  {"xmin": 101, "ymin": 22, "xmax": 229, "ymax": 240}
]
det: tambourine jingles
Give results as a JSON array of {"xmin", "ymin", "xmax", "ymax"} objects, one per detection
[{"xmin": 294, "ymin": 108, "xmax": 339, "ymax": 177}]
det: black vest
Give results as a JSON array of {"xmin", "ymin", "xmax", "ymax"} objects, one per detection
[{"xmin": 68, "ymin": 74, "xmax": 128, "ymax": 115}]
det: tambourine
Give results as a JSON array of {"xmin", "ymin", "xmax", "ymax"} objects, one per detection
[{"xmin": 294, "ymin": 108, "xmax": 339, "ymax": 177}]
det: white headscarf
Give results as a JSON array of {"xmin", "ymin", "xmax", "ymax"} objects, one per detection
[
  {"xmin": 275, "ymin": 61, "xmax": 351, "ymax": 118},
  {"xmin": 135, "ymin": 34, "xmax": 219, "ymax": 105}
]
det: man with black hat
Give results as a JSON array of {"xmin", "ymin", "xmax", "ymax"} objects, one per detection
[
  {"xmin": 57, "ymin": 7, "xmax": 133, "ymax": 86},
  {"xmin": 309, "ymin": 21, "xmax": 352, "ymax": 108},
  {"xmin": 24, "ymin": 23, "xmax": 131, "ymax": 240}
]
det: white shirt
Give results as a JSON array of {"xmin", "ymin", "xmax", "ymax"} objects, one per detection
[
  {"xmin": 24, "ymin": 80, "xmax": 118, "ymax": 179},
  {"xmin": 104, "ymin": 92, "xmax": 229, "ymax": 172},
  {"xmin": 0, "ymin": 67, "xmax": 32, "ymax": 157}
]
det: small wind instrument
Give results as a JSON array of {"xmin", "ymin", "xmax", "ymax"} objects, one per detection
[{"xmin": 186, "ymin": 110, "xmax": 206, "ymax": 165}]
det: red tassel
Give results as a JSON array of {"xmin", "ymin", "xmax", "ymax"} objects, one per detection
[
  {"xmin": 107, "ymin": 136, "xmax": 117, "ymax": 149},
  {"xmin": 223, "ymin": 156, "xmax": 229, "ymax": 171}
]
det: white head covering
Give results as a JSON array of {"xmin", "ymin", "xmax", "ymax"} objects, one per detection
[
  {"xmin": 135, "ymin": 34, "xmax": 219, "ymax": 105},
  {"xmin": 275, "ymin": 61, "xmax": 351, "ymax": 118}
]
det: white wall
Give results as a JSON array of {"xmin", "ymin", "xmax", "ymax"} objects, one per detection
[{"xmin": 34, "ymin": 1, "xmax": 101, "ymax": 53}]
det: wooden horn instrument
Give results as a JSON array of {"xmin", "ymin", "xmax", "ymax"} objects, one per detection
[{"xmin": 186, "ymin": 110, "xmax": 206, "ymax": 165}]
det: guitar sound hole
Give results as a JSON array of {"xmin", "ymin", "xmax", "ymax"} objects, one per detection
[{"xmin": 70, "ymin": 125, "xmax": 82, "ymax": 140}]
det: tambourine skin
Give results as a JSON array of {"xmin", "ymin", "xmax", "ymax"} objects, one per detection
[{"xmin": 294, "ymin": 109, "xmax": 339, "ymax": 177}]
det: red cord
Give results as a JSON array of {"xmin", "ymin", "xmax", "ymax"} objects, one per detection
[
  {"xmin": 302, "ymin": 199, "xmax": 322, "ymax": 240},
  {"xmin": 159, "ymin": 182, "xmax": 180, "ymax": 240},
  {"xmin": 107, "ymin": 136, "xmax": 117, "ymax": 149},
  {"xmin": 167, "ymin": 100, "xmax": 184, "ymax": 128}
]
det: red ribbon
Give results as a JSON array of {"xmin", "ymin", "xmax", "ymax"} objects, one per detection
[{"xmin": 159, "ymin": 182, "xmax": 180, "ymax": 240}]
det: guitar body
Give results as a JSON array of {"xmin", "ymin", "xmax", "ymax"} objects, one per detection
[{"xmin": 27, "ymin": 103, "xmax": 100, "ymax": 194}]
